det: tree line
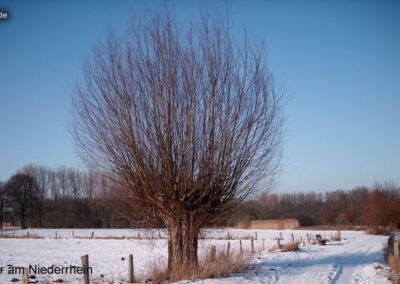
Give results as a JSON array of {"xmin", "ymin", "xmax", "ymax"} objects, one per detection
[
  {"xmin": 0, "ymin": 165, "xmax": 143, "ymax": 229},
  {"xmin": 1, "ymin": 163, "xmax": 399, "ymax": 231},
  {"xmin": 237, "ymin": 182, "xmax": 400, "ymax": 230}
]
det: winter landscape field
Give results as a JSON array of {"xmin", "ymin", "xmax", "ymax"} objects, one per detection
[{"xmin": 0, "ymin": 228, "xmax": 390, "ymax": 283}]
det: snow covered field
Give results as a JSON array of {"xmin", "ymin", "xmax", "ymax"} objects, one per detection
[{"xmin": 0, "ymin": 229, "xmax": 390, "ymax": 283}]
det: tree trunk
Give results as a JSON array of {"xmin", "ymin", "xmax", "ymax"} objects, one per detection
[
  {"xmin": 38, "ymin": 211, "xmax": 42, "ymax": 228},
  {"xmin": 163, "ymin": 214, "xmax": 200, "ymax": 281},
  {"xmin": 20, "ymin": 208, "xmax": 27, "ymax": 229},
  {"xmin": 0, "ymin": 202, "xmax": 3, "ymax": 229}
]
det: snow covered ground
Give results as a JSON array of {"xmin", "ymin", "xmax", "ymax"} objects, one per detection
[{"xmin": 0, "ymin": 229, "xmax": 390, "ymax": 283}]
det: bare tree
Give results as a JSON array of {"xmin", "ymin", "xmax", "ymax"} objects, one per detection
[
  {"xmin": 363, "ymin": 182, "xmax": 400, "ymax": 230},
  {"xmin": 20, "ymin": 165, "xmax": 50, "ymax": 228},
  {"xmin": 72, "ymin": 12, "xmax": 284, "ymax": 280},
  {"xmin": 5, "ymin": 173, "xmax": 39, "ymax": 229}
]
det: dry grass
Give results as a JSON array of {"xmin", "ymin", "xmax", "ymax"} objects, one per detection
[
  {"xmin": 0, "ymin": 233, "xmax": 161, "ymax": 240},
  {"xmin": 0, "ymin": 233, "xmax": 43, "ymax": 239},
  {"xmin": 281, "ymin": 241, "xmax": 300, "ymax": 252},
  {"xmin": 147, "ymin": 258, "xmax": 169, "ymax": 283},
  {"xmin": 147, "ymin": 251, "xmax": 248, "ymax": 283},
  {"xmin": 387, "ymin": 255, "xmax": 400, "ymax": 272},
  {"xmin": 367, "ymin": 226, "xmax": 391, "ymax": 235},
  {"xmin": 199, "ymin": 235, "xmax": 252, "ymax": 240},
  {"xmin": 269, "ymin": 241, "xmax": 300, "ymax": 252},
  {"xmin": 300, "ymin": 225, "xmax": 367, "ymax": 231},
  {"xmin": 387, "ymin": 255, "xmax": 400, "ymax": 284},
  {"xmin": 74, "ymin": 235, "xmax": 140, "ymax": 240},
  {"xmin": 383, "ymin": 236, "xmax": 400, "ymax": 283}
]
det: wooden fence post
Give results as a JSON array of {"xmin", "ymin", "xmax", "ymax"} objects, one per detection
[
  {"xmin": 91, "ymin": 232, "xmax": 94, "ymax": 239},
  {"xmin": 291, "ymin": 234, "xmax": 294, "ymax": 243},
  {"xmin": 227, "ymin": 242, "xmax": 230, "ymax": 258},
  {"xmin": 394, "ymin": 241, "xmax": 399, "ymax": 262},
  {"xmin": 276, "ymin": 238, "xmax": 281, "ymax": 249},
  {"xmin": 240, "ymin": 240, "xmax": 243, "ymax": 254},
  {"xmin": 55, "ymin": 231, "xmax": 58, "ymax": 239},
  {"xmin": 255, "ymin": 232, "xmax": 258, "ymax": 240},
  {"xmin": 210, "ymin": 245, "xmax": 216, "ymax": 261},
  {"xmin": 22, "ymin": 267, "xmax": 28, "ymax": 284},
  {"xmin": 251, "ymin": 236, "xmax": 254, "ymax": 253},
  {"xmin": 128, "ymin": 254, "xmax": 134, "ymax": 283},
  {"xmin": 81, "ymin": 255, "xmax": 89, "ymax": 284},
  {"xmin": 279, "ymin": 232, "xmax": 283, "ymax": 240}
]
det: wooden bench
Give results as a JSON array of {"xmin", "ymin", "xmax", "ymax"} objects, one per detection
[{"xmin": 315, "ymin": 234, "xmax": 327, "ymax": 245}]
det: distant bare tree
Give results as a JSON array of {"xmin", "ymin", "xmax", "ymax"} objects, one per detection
[
  {"xmin": 72, "ymin": 12, "xmax": 284, "ymax": 279},
  {"xmin": 5, "ymin": 173, "xmax": 39, "ymax": 229},
  {"xmin": 56, "ymin": 167, "xmax": 68, "ymax": 198},
  {"xmin": 67, "ymin": 168, "xmax": 82, "ymax": 199},
  {"xmin": 20, "ymin": 165, "xmax": 50, "ymax": 227}
]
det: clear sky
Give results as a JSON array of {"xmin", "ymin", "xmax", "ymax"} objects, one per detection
[{"xmin": 0, "ymin": 0, "xmax": 399, "ymax": 192}]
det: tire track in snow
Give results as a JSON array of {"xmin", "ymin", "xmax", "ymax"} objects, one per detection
[
  {"xmin": 325, "ymin": 242, "xmax": 374, "ymax": 283},
  {"xmin": 257, "ymin": 236, "xmax": 386, "ymax": 284}
]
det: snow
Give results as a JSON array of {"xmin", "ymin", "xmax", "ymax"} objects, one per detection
[{"xmin": 0, "ymin": 229, "xmax": 390, "ymax": 283}]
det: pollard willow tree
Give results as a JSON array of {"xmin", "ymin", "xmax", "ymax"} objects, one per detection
[{"xmin": 72, "ymin": 13, "xmax": 284, "ymax": 280}]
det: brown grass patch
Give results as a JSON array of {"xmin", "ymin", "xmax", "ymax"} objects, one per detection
[
  {"xmin": 74, "ymin": 235, "xmax": 157, "ymax": 240},
  {"xmin": 199, "ymin": 235, "xmax": 252, "ymax": 240},
  {"xmin": 367, "ymin": 226, "xmax": 391, "ymax": 235},
  {"xmin": 300, "ymin": 225, "xmax": 367, "ymax": 231},
  {"xmin": 383, "ymin": 236, "xmax": 400, "ymax": 283},
  {"xmin": 0, "ymin": 233, "xmax": 43, "ymax": 239},
  {"xmin": 74, "ymin": 235, "xmax": 125, "ymax": 240},
  {"xmin": 387, "ymin": 255, "xmax": 400, "ymax": 284},
  {"xmin": 387, "ymin": 255, "xmax": 400, "ymax": 273},
  {"xmin": 281, "ymin": 241, "xmax": 300, "ymax": 252},
  {"xmin": 0, "ymin": 233, "xmax": 161, "ymax": 240},
  {"xmin": 269, "ymin": 241, "xmax": 300, "ymax": 252},
  {"xmin": 147, "ymin": 251, "xmax": 248, "ymax": 283}
]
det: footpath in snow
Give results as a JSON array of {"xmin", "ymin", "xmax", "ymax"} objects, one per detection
[{"xmin": 201, "ymin": 232, "xmax": 389, "ymax": 284}]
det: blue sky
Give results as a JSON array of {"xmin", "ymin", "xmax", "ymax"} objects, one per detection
[{"xmin": 0, "ymin": 0, "xmax": 399, "ymax": 192}]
